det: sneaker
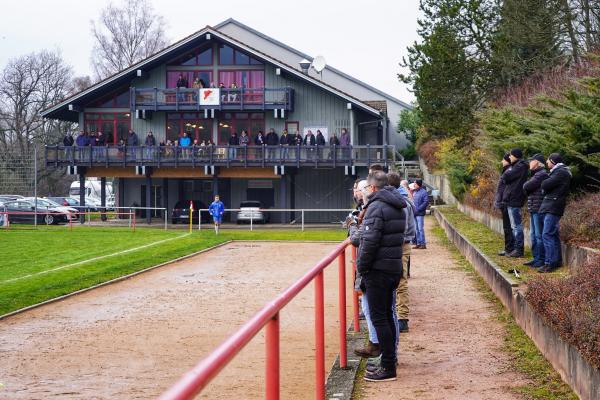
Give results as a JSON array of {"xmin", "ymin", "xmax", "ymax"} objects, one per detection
[
  {"xmin": 366, "ymin": 364, "xmax": 379, "ymax": 373},
  {"xmin": 507, "ymin": 250, "xmax": 524, "ymax": 258},
  {"xmin": 420, "ymin": 245, "xmax": 427, "ymax": 249},
  {"xmin": 364, "ymin": 367, "xmax": 397, "ymax": 382},
  {"xmin": 412, "ymin": 245, "xmax": 420, "ymax": 249},
  {"xmin": 498, "ymin": 250, "xmax": 508, "ymax": 256},
  {"xmin": 537, "ymin": 264, "xmax": 551, "ymax": 273},
  {"xmin": 354, "ymin": 341, "xmax": 381, "ymax": 358},
  {"xmin": 398, "ymin": 319, "xmax": 409, "ymax": 333},
  {"xmin": 523, "ymin": 260, "xmax": 535, "ymax": 266}
]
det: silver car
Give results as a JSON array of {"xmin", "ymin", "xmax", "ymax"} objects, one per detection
[{"xmin": 236, "ymin": 201, "xmax": 269, "ymax": 224}]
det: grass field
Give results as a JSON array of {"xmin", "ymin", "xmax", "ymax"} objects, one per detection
[{"xmin": 0, "ymin": 226, "xmax": 346, "ymax": 316}]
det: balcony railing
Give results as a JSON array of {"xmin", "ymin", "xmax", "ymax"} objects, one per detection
[
  {"xmin": 131, "ymin": 87, "xmax": 294, "ymax": 112},
  {"xmin": 45, "ymin": 144, "xmax": 395, "ymax": 168}
]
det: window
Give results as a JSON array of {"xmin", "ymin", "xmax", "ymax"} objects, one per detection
[
  {"xmin": 217, "ymin": 112, "xmax": 264, "ymax": 144},
  {"xmin": 218, "ymin": 71, "xmax": 264, "ymax": 89},
  {"xmin": 169, "ymin": 46, "xmax": 213, "ymax": 66},
  {"xmin": 219, "ymin": 45, "xmax": 263, "ymax": 65},
  {"xmin": 167, "ymin": 71, "xmax": 213, "ymax": 88},
  {"xmin": 166, "ymin": 113, "xmax": 212, "ymax": 143},
  {"xmin": 91, "ymin": 88, "xmax": 130, "ymax": 108},
  {"xmin": 84, "ymin": 113, "xmax": 131, "ymax": 144}
]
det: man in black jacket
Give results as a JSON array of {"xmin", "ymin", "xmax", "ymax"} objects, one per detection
[
  {"xmin": 266, "ymin": 128, "xmax": 279, "ymax": 160},
  {"xmin": 357, "ymin": 170, "xmax": 406, "ymax": 382},
  {"xmin": 495, "ymin": 153, "xmax": 514, "ymax": 256},
  {"xmin": 522, "ymin": 154, "xmax": 549, "ymax": 268},
  {"xmin": 501, "ymin": 148, "xmax": 529, "ymax": 257},
  {"xmin": 538, "ymin": 153, "xmax": 571, "ymax": 273}
]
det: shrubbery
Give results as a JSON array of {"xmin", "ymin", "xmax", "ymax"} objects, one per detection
[
  {"xmin": 560, "ymin": 192, "xmax": 600, "ymax": 249},
  {"xmin": 526, "ymin": 256, "xmax": 600, "ymax": 369}
]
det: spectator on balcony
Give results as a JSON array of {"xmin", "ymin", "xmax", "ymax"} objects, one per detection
[
  {"xmin": 328, "ymin": 132, "xmax": 340, "ymax": 160},
  {"xmin": 95, "ymin": 131, "xmax": 106, "ymax": 161},
  {"xmin": 316, "ymin": 129, "xmax": 326, "ymax": 159},
  {"xmin": 255, "ymin": 130, "xmax": 265, "ymax": 146},
  {"xmin": 340, "ymin": 128, "xmax": 351, "ymax": 160},
  {"xmin": 63, "ymin": 132, "xmax": 74, "ymax": 161},
  {"xmin": 266, "ymin": 128, "xmax": 279, "ymax": 160},
  {"xmin": 144, "ymin": 131, "xmax": 156, "ymax": 161},
  {"xmin": 179, "ymin": 132, "xmax": 191, "ymax": 159},
  {"xmin": 126, "ymin": 129, "xmax": 139, "ymax": 146},
  {"xmin": 538, "ymin": 153, "xmax": 571, "ymax": 273},
  {"xmin": 240, "ymin": 130, "xmax": 250, "ymax": 146},
  {"xmin": 304, "ymin": 130, "xmax": 316, "ymax": 160},
  {"xmin": 176, "ymin": 73, "xmax": 188, "ymax": 103},
  {"xmin": 412, "ymin": 179, "xmax": 429, "ymax": 249},
  {"xmin": 75, "ymin": 131, "xmax": 88, "ymax": 147},
  {"xmin": 228, "ymin": 131, "xmax": 239, "ymax": 160},
  {"xmin": 165, "ymin": 139, "xmax": 174, "ymax": 158},
  {"xmin": 280, "ymin": 129, "xmax": 290, "ymax": 160},
  {"xmin": 192, "ymin": 77, "xmax": 204, "ymax": 88}
]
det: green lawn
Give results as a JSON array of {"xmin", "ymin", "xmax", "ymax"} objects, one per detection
[
  {"xmin": 0, "ymin": 227, "xmax": 346, "ymax": 315},
  {"xmin": 435, "ymin": 206, "xmax": 569, "ymax": 282}
]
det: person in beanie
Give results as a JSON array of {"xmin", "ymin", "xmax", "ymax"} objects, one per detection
[
  {"xmin": 538, "ymin": 153, "xmax": 571, "ymax": 272},
  {"xmin": 494, "ymin": 153, "xmax": 515, "ymax": 256},
  {"xmin": 522, "ymin": 154, "xmax": 549, "ymax": 268},
  {"xmin": 500, "ymin": 148, "xmax": 529, "ymax": 257},
  {"xmin": 412, "ymin": 179, "xmax": 429, "ymax": 249}
]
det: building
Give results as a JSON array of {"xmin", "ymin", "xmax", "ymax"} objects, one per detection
[{"xmin": 43, "ymin": 19, "xmax": 410, "ymax": 223}]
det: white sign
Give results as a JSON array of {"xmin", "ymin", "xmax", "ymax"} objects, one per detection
[
  {"xmin": 303, "ymin": 126, "xmax": 329, "ymax": 141},
  {"xmin": 199, "ymin": 88, "xmax": 220, "ymax": 106}
]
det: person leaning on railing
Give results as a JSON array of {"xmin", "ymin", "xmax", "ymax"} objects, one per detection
[
  {"xmin": 63, "ymin": 132, "xmax": 74, "ymax": 161},
  {"xmin": 280, "ymin": 129, "xmax": 290, "ymax": 160}
]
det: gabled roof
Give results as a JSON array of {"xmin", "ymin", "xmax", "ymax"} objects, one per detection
[
  {"xmin": 214, "ymin": 18, "xmax": 412, "ymax": 110},
  {"xmin": 43, "ymin": 25, "xmax": 382, "ymax": 121}
]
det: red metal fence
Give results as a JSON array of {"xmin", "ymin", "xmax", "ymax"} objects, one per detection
[{"xmin": 159, "ymin": 238, "xmax": 360, "ymax": 400}]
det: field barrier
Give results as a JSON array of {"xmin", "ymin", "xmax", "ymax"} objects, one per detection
[{"xmin": 159, "ymin": 243, "xmax": 360, "ymax": 400}]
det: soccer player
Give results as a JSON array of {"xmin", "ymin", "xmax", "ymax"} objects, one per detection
[{"xmin": 208, "ymin": 195, "xmax": 225, "ymax": 234}]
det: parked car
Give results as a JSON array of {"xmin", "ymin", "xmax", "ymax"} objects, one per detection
[
  {"xmin": 236, "ymin": 201, "xmax": 269, "ymax": 224},
  {"xmin": 0, "ymin": 194, "xmax": 24, "ymax": 202},
  {"xmin": 171, "ymin": 200, "xmax": 209, "ymax": 224},
  {"xmin": 46, "ymin": 196, "xmax": 91, "ymax": 214},
  {"xmin": 24, "ymin": 197, "xmax": 78, "ymax": 219},
  {"xmin": 2, "ymin": 199, "xmax": 69, "ymax": 225}
]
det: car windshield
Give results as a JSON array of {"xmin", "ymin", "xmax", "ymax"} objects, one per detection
[
  {"xmin": 240, "ymin": 201, "xmax": 261, "ymax": 208},
  {"xmin": 27, "ymin": 198, "xmax": 57, "ymax": 207}
]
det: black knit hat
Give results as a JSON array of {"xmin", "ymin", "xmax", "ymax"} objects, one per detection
[
  {"xmin": 528, "ymin": 153, "xmax": 546, "ymax": 164},
  {"xmin": 415, "ymin": 179, "xmax": 423, "ymax": 187},
  {"xmin": 548, "ymin": 153, "xmax": 563, "ymax": 165},
  {"xmin": 503, "ymin": 152, "xmax": 511, "ymax": 162},
  {"xmin": 510, "ymin": 148, "xmax": 523, "ymax": 159}
]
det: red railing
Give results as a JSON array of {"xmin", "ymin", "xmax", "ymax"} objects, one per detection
[{"xmin": 159, "ymin": 238, "xmax": 360, "ymax": 400}]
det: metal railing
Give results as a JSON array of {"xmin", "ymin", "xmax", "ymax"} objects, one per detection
[
  {"xmin": 131, "ymin": 87, "xmax": 294, "ymax": 111},
  {"xmin": 159, "ymin": 239, "xmax": 360, "ymax": 400},
  {"xmin": 45, "ymin": 144, "xmax": 395, "ymax": 168}
]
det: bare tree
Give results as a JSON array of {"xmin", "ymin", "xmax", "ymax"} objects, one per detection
[{"xmin": 90, "ymin": 0, "xmax": 169, "ymax": 80}]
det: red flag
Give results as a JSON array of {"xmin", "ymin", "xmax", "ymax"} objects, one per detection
[{"xmin": 189, "ymin": 200, "xmax": 194, "ymax": 212}]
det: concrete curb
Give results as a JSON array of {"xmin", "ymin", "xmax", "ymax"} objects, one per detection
[
  {"xmin": 0, "ymin": 240, "xmax": 233, "ymax": 321},
  {"xmin": 434, "ymin": 208, "xmax": 600, "ymax": 400},
  {"xmin": 326, "ymin": 321, "xmax": 367, "ymax": 400}
]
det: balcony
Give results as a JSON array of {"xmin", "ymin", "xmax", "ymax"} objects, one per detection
[
  {"xmin": 130, "ymin": 87, "xmax": 294, "ymax": 112},
  {"xmin": 45, "ymin": 144, "xmax": 396, "ymax": 169}
]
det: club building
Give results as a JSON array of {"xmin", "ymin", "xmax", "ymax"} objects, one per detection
[{"xmin": 43, "ymin": 19, "xmax": 410, "ymax": 223}]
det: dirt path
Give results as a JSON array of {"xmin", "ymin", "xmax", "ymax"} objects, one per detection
[
  {"xmin": 361, "ymin": 217, "xmax": 528, "ymax": 400},
  {"xmin": 0, "ymin": 242, "xmax": 353, "ymax": 399}
]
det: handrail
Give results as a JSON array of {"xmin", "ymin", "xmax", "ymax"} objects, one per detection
[{"xmin": 159, "ymin": 238, "xmax": 358, "ymax": 400}]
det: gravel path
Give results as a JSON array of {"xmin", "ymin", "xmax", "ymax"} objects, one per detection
[{"xmin": 360, "ymin": 217, "xmax": 529, "ymax": 399}]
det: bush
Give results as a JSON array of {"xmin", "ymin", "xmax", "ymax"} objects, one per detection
[
  {"xmin": 398, "ymin": 143, "xmax": 417, "ymax": 160},
  {"xmin": 418, "ymin": 139, "xmax": 441, "ymax": 171},
  {"xmin": 526, "ymin": 256, "xmax": 600, "ymax": 369},
  {"xmin": 560, "ymin": 192, "xmax": 600, "ymax": 248}
]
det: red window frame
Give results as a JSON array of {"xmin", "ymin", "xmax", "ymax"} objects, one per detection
[
  {"xmin": 84, "ymin": 112, "xmax": 131, "ymax": 144},
  {"xmin": 166, "ymin": 112, "xmax": 212, "ymax": 143}
]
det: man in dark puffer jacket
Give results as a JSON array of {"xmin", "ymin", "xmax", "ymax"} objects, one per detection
[
  {"xmin": 538, "ymin": 153, "xmax": 572, "ymax": 273},
  {"xmin": 522, "ymin": 154, "xmax": 549, "ymax": 268},
  {"xmin": 494, "ymin": 153, "xmax": 515, "ymax": 256},
  {"xmin": 501, "ymin": 148, "xmax": 529, "ymax": 257},
  {"xmin": 358, "ymin": 170, "xmax": 406, "ymax": 382}
]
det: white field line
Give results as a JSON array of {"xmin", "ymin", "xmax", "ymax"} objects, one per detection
[{"xmin": 1, "ymin": 233, "xmax": 191, "ymax": 285}]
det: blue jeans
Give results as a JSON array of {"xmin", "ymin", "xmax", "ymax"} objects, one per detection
[
  {"xmin": 507, "ymin": 207, "xmax": 524, "ymax": 251},
  {"xmin": 361, "ymin": 294, "xmax": 378, "ymax": 344},
  {"xmin": 415, "ymin": 215, "xmax": 426, "ymax": 245},
  {"xmin": 542, "ymin": 213, "xmax": 562, "ymax": 268},
  {"xmin": 530, "ymin": 213, "xmax": 545, "ymax": 266},
  {"xmin": 228, "ymin": 147, "xmax": 237, "ymax": 160}
]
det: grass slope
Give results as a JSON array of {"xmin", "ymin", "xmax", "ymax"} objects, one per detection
[{"xmin": 0, "ymin": 227, "xmax": 346, "ymax": 315}]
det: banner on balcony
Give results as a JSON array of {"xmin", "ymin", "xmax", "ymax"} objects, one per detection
[
  {"xmin": 199, "ymin": 88, "xmax": 220, "ymax": 106},
  {"xmin": 303, "ymin": 126, "xmax": 328, "ymax": 141}
]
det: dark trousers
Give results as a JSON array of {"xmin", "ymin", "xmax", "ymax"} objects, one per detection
[
  {"xmin": 364, "ymin": 270, "xmax": 401, "ymax": 370},
  {"xmin": 542, "ymin": 213, "xmax": 562, "ymax": 268},
  {"xmin": 501, "ymin": 206, "xmax": 515, "ymax": 253}
]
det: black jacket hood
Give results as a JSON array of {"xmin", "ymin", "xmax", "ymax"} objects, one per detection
[{"xmin": 368, "ymin": 186, "xmax": 406, "ymax": 210}]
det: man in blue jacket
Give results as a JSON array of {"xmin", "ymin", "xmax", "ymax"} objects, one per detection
[
  {"xmin": 412, "ymin": 179, "xmax": 429, "ymax": 249},
  {"xmin": 208, "ymin": 195, "xmax": 225, "ymax": 234},
  {"xmin": 538, "ymin": 153, "xmax": 571, "ymax": 273}
]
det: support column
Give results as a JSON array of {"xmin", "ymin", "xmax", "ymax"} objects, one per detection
[
  {"xmin": 213, "ymin": 175, "xmax": 219, "ymax": 197},
  {"xmin": 163, "ymin": 178, "xmax": 169, "ymax": 221},
  {"xmin": 280, "ymin": 175, "xmax": 286, "ymax": 224},
  {"xmin": 79, "ymin": 170, "xmax": 86, "ymax": 224},
  {"xmin": 100, "ymin": 177, "xmax": 107, "ymax": 221},
  {"xmin": 289, "ymin": 172, "xmax": 296, "ymax": 223},
  {"xmin": 146, "ymin": 173, "xmax": 152, "ymax": 224}
]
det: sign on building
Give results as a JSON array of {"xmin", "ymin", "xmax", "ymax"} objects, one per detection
[{"xmin": 199, "ymin": 88, "xmax": 220, "ymax": 106}]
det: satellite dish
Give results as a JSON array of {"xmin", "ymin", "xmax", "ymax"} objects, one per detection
[{"xmin": 311, "ymin": 55, "xmax": 327, "ymax": 73}]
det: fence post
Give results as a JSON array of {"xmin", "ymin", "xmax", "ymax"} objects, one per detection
[
  {"xmin": 199, "ymin": 210, "xmax": 202, "ymax": 231},
  {"xmin": 338, "ymin": 250, "xmax": 347, "ymax": 369},
  {"xmin": 128, "ymin": 208, "xmax": 132, "ymax": 228},
  {"xmin": 352, "ymin": 246, "xmax": 360, "ymax": 332},
  {"xmin": 133, "ymin": 211, "xmax": 136, "ymax": 232},
  {"xmin": 315, "ymin": 271, "xmax": 325, "ymax": 400},
  {"xmin": 250, "ymin": 210, "xmax": 253, "ymax": 231},
  {"xmin": 301, "ymin": 209, "xmax": 304, "ymax": 232},
  {"xmin": 265, "ymin": 313, "xmax": 280, "ymax": 400},
  {"xmin": 165, "ymin": 209, "xmax": 168, "ymax": 230},
  {"xmin": 69, "ymin": 211, "xmax": 73, "ymax": 232}
]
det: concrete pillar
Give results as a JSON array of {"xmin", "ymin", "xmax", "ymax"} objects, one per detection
[
  {"xmin": 146, "ymin": 174, "xmax": 152, "ymax": 224},
  {"xmin": 213, "ymin": 175, "xmax": 219, "ymax": 197},
  {"xmin": 100, "ymin": 177, "xmax": 107, "ymax": 221},
  {"xmin": 163, "ymin": 178, "xmax": 169, "ymax": 220},
  {"xmin": 280, "ymin": 175, "xmax": 286, "ymax": 224},
  {"xmin": 79, "ymin": 171, "xmax": 86, "ymax": 224}
]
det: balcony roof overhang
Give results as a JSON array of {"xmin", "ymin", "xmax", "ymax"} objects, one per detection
[{"xmin": 42, "ymin": 27, "xmax": 382, "ymax": 122}]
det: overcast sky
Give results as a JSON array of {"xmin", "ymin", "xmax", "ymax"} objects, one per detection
[{"xmin": 0, "ymin": 0, "xmax": 419, "ymax": 103}]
